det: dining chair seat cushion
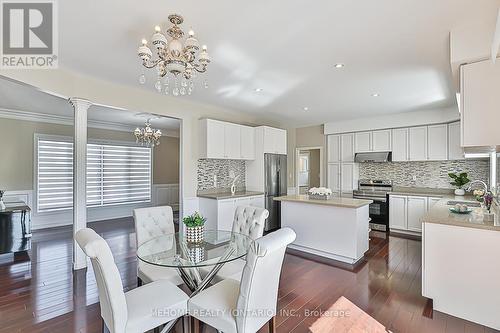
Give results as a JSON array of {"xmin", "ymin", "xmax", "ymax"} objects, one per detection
[
  {"xmin": 125, "ymin": 279, "xmax": 189, "ymax": 333},
  {"xmin": 137, "ymin": 261, "xmax": 183, "ymax": 286},
  {"xmin": 188, "ymin": 278, "xmax": 240, "ymax": 333}
]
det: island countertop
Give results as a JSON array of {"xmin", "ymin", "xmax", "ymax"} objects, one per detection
[{"xmin": 274, "ymin": 195, "xmax": 372, "ymax": 208}]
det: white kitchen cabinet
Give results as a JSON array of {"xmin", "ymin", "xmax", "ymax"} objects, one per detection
[
  {"xmin": 341, "ymin": 163, "xmax": 356, "ymax": 193},
  {"xmin": 409, "ymin": 126, "xmax": 428, "ymax": 161},
  {"xmin": 327, "ymin": 135, "xmax": 341, "ymax": 163},
  {"xmin": 389, "ymin": 195, "xmax": 407, "ymax": 231},
  {"xmin": 448, "ymin": 122, "xmax": 464, "ymax": 160},
  {"xmin": 327, "ymin": 163, "xmax": 341, "ymax": 193},
  {"xmin": 355, "ymin": 132, "xmax": 372, "ymax": 152},
  {"xmin": 428, "ymin": 197, "xmax": 442, "ymax": 209},
  {"xmin": 224, "ymin": 123, "xmax": 241, "ymax": 159},
  {"xmin": 263, "ymin": 127, "xmax": 287, "ymax": 154},
  {"xmin": 392, "ymin": 128, "xmax": 409, "ymax": 161},
  {"xmin": 461, "ymin": 60, "xmax": 500, "ymax": 147},
  {"xmin": 340, "ymin": 133, "xmax": 355, "ymax": 162},
  {"xmin": 200, "ymin": 195, "xmax": 266, "ymax": 232},
  {"xmin": 240, "ymin": 125, "xmax": 255, "ymax": 160},
  {"xmin": 372, "ymin": 130, "xmax": 392, "ymax": 152},
  {"xmin": 427, "ymin": 124, "xmax": 447, "ymax": 161},
  {"xmin": 407, "ymin": 196, "xmax": 427, "ymax": 232},
  {"xmin": 200, "ymin": 119, "xmax": 256, "ymax": 160}
]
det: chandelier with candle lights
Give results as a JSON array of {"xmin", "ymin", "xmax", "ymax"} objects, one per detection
[
  {"xmin": 137, "ymin": 14, "xmax": 210, "ymax": 96},
  {"xmin": 134, "ymin": 120, "xmax": 162, "ymax": 147}
]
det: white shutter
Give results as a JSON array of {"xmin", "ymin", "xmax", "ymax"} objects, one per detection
[
  {"xmin": 36, "ymin": 137, "xmax": 152, "ymax": 212},
  {"xmin": 37, "ymin": 140, "xmax": 74, "ymax": 212}
]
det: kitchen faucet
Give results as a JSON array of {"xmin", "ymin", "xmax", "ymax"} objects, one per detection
[{"xmin": 465, "ymin": 180, "xmax": 488, "ymax": 193}]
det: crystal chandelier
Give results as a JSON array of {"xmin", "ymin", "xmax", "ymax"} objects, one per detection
[
  {"xmin": 134, "ymin": 120, "xmax": 162, "ymax": 147},
  {"xmin": 137, "ymin": 14, "xmax": 211, "ymax": 96}
]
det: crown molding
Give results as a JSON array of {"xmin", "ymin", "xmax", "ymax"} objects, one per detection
[{"xmin": 0, "ymin": 107, "xmax": 180, "ymax": 138}]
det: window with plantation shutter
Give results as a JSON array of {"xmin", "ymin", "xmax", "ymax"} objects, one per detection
[{"xmin": 36, "ymin": 136, "xmax": 152, "ymax": 213}]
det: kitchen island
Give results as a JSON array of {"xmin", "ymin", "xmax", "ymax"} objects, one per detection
[
  {"xmin": 422, "ymin": 197, "xmax": 500, "ymax": 330},
  {"xmin": 274, "ymin": 195, "xmax": 372, "ymax": 264}
]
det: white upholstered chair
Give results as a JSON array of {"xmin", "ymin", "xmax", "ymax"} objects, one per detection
[
  {"xmin": 210, "ymin": 206, "xmax": 269, "ymax": 283},
  {"xmin": 133, "ymin": 206, "xmax": 183, "ymax": 286},
  {"xmin": 75, "ymin": 228, "xmax": 188, "ymax": 333},
  {"xmin": 188, "ymin": 227, "xmax": 296, "ymax": 333}
]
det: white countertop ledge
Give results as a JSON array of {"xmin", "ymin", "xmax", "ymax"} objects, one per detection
[{"xmin": 274, "ymin": 195, "xmax": 372, "ymax": 208}]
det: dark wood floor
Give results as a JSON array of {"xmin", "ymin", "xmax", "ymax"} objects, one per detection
[{"xmin": 0, "ymin": 218, "xmax": 497, "ymax": 333}]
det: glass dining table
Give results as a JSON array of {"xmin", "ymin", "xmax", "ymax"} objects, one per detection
[{"xmin": 137, "ymin": 230, "xmax": 252, "ymax": 297}]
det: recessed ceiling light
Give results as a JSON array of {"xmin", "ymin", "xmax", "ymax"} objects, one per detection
[
  {"xmin": 303, "ymin": 107, "xmax": 309, "ymax": 111},
  {"xmin": 371, "ymin": 93, "xmax": 380, "ymax": 97},
  {"xmin": 254, "ymin": 88, "xmax": 263, "ymax": 92},
  {"xmin": 334, "ymin": 63, "xmax": 345, "ymax": 68}
]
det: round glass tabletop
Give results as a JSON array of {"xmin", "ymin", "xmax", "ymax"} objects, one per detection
[{"xmin": 136, "ymin": 230, "xmax": 253, "ymax": 268}]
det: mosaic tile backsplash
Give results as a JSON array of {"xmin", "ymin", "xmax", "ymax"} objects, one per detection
[
  {"xmin": 359, "ymin": 160, "xmax": 489, "ymax": 188},
  {"xmin": 197, "ymin": 159, "xmax": 246, "ymax": 191}
]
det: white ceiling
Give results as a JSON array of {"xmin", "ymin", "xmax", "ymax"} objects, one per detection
[
  {"xmin": 0, "ymin": 77, "xmax": 180, "ymax": 131},
  {"xmin": 11, "ymin": 1, "xmax": 500, "ymax": 127}
]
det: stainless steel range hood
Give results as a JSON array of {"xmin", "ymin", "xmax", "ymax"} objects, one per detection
[{"xmin": 354, "ymin": 152, "xmax": 392, "ymax": 163}]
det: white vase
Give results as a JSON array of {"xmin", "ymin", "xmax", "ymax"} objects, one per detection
[{"xmin": 454, "ymin": 188, "xmax": 465, "ymax": 196}]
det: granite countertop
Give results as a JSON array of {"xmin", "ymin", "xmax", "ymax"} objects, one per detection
[
  {"xmin": 422, "ymin": 196, "xmax": 500, "ymax": 232},
  {"xmin": 389, "ymin": 187, "xmax": 454, "ymax": 197},
  {"xmin": 197, "ymin": 191, "xmax": 264, "ymax": 200},
  {"xmin": 274, "ymin": 195, "xmax": 372, "ymax": 208}
]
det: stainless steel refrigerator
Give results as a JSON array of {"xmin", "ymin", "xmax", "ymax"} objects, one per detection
[{"xmin": 264, "ymin": 153, "xmax": 287, "ymax": 232}]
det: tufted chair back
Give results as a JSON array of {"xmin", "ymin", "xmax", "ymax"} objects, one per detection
[
  {"xmin": 75, "ymin": 228, "xmax": 127, "ymax": 333},
  {"xmin": 236, "ymin": 227, "xmax": 296, "ymax": 333},
  {"xmin": 232, "ymin": 206, "xmax": 269, "ymax": 240},
  {"xmin": 133, "ymin": 206, "xmax": 175, "ymax": 247}
]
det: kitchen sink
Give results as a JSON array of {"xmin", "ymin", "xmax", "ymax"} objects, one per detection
[{"xmin": 446, "ymin": 200, "xmax": 481, "ymax": 207}]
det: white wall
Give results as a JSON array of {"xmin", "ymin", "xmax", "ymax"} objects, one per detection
[
  {"xmin": 323, "ymin": 107, "xmax": 459, "ymax": 135},
  {"xmin": 0, "ymin": 69, "xmax": 279, "ymax": 213}
]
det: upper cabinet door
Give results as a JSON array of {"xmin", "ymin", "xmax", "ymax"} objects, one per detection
[
  {"xmin": 263, "ymin": 127, "xmax": 276, "ymax": 153},
  {"xmin": 409, "ymin": 126, "xmax": 428, "ymax": 161},
  {"xmin": 204, "ymin": 119, "xmax": 226, "ymax": 159},
  {"xmin": 461, "ymin": 60, "xmax": 500, "ymax": 147},
  {"xmin": 355, "ymin": 132, "xmax": 372, "ymax": 152},
  {"xmin": 340, "ymin": 163, "xmax": 356, "ymax": 193},
  {"xmin": 327, "ymin": 135, "xmax": 341, "ymax": 163},
  {"xmin": 340, "ymin": 134, "xmax": 355, "ymax": 162},
  {"xmin": 275, "ymin": 129, "xmax": 287, "ymax": 154},
  {"xmin": 372, "ymin": 130, "xmax": 392, "ymax": 152},
  {"xmin": 392, "ymin": 128, "xmax": 408, "ymax": 161},
  {"xmin": 240, "ymin": 125, "xmax": 255, "ymax": 160},
  {"xmin": 427, "ymin": 124, "xmax": 448, "ymax": 161},
  {"xmin": 224, "ymin": 123, "xmax": 241, "ymax": 159},
  {"xmin": 327, "ymin": 163, "xmax": 341, "ymax": 193},
  {"xmin": 448, "ymin": 122, "xmax": 464, "ymax": 160}
]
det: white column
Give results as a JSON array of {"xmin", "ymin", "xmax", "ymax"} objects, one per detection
[{"xmin": 69, "ymin": 97, "xmax": 92, "ymax": 270}]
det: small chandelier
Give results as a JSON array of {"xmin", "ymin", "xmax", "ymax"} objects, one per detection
[
  {"xmin": 134, "ymin": 120, "xmax": 162, "ymax": 147},
  {"xmin": 137, "ymin": 14, "xmax": 211, "ymax": 96}
]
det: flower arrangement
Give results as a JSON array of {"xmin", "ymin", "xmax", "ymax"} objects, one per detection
[
  {"xmin": 308, "ymin": 187, "xmax": 333, "ymax": 200},
  {"xmin": 473, "ymin": 189, "xmax": 485, "ymax": 203},
  {"xmin": 308, "ymin": 187, "xmax": 333, "ymax": 196}
]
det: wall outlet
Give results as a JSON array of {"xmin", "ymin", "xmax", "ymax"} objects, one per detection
[{"xmin": 412, "ymin": 175, "xmax": 417, "ymax": 181}]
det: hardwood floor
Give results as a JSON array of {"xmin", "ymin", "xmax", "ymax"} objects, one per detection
[{"xmin": 0, "ymin": 218, "xmax": 496, "ymax": 333}]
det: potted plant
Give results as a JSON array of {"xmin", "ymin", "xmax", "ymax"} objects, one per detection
[
  {"xmin": 448, "ymin": 172, "xmax": 470, "ymax": 196},
  {"xmin": 183, "ymin": 212, "xmax": 206, "ymax": 243}
]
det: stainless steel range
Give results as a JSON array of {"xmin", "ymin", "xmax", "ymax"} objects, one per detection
[{"xmin": 353, "ymin": 179, "xmax": 393, "ymax": 232}]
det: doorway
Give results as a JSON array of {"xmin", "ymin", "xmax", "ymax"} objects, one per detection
[{"xmin": 295, "ymin": 147, "xmax": 324, "ymax": 195}]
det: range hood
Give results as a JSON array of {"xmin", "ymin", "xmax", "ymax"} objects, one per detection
[{"xmin": 354, "ymin": 152, "xmax": 392, "ymax": 163}]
